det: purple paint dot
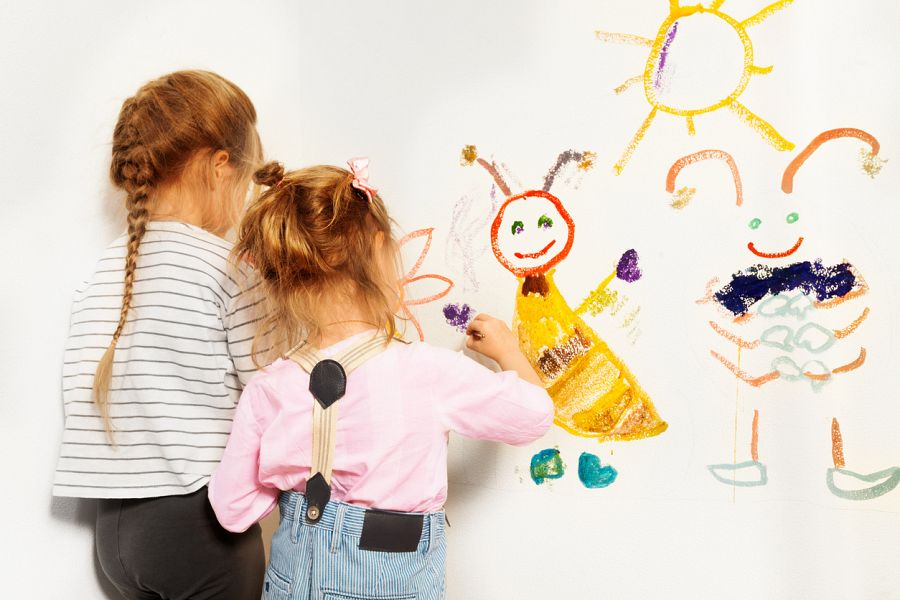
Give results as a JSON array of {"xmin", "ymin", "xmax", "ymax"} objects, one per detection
[
  {"xmin": 616, "ymin": 249, "xmax": 642, "ymax": 282},
  {"xmin": 443, "ymin": 302, "xmax": 475, "ymax": 332}
]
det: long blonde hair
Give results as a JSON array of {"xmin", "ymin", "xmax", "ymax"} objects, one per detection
[
  {"xmin": 234, "ymin": 161, "xmax": 401, "ymax": 364},
  {"xmin": 94, "ymin": 70, "xmax": 261, "ymax": 436}
]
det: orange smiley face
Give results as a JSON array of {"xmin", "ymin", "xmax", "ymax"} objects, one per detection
[{"xmin": 490, "ymin": 190, "xmax": 575, "ymax": 277}]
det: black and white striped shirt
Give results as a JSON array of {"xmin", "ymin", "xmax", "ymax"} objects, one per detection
[{"xmin": 52, "ymin": 221, "xmax": 262, "ymax": 498}]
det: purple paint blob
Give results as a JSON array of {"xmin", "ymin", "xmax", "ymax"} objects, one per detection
[
  {"xmin": 715, "ymin": 260, "xmax": 860, "ymax": 316},
  {"xmin": 443, "ymin": 302, "xmax": 475, "ymax": 332},
  {"xmin": 654, "ymin": 21, "xmax": 678, "ymax": 89},
  {"xmin": 617, "ymin": 249, "xmax": 642, "ymax": 282}
]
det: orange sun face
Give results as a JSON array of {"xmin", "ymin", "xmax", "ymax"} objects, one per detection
[{"xmin": 597, "ymin": 0, "xmax": 796, "ymax": 174}]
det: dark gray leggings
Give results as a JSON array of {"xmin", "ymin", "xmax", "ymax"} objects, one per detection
[{"xmin": 96, "ymin": 486, "xmax": 264, "ymax": 600}]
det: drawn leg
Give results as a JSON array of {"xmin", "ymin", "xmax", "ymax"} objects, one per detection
[
  {"xmin": 708, "ymin": 408, "xmax": 767, "ymax": 487},
  {"xmin": 826, "ymin": 417, "xmax": 900, "ymax": 500}
]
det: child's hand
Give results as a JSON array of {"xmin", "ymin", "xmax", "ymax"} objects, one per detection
[
  {"xmin": 465, "ymin": 313, "xmax": 518, "ymax": 362},
  {"xmin": 466, "ymin": 313, "xmax": 543, "ymax": 387}
]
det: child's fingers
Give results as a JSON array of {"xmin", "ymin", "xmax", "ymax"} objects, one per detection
[
  {"xmin": 465, "ymin": 316, "xmax": 488, "ymax": 339},
  {"xmin": 465, "ymin": 325, "xmax": 485, "ymax": 341},
  {"xmin": 465, "ymin": 333, "xmax": 485, "ymax": 350}
]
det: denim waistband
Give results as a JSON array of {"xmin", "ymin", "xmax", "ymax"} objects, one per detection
[{"xmin": 278, "ymin": 491, "xmax": 444, "ymax": 545}]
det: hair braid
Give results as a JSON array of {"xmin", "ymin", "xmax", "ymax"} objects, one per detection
[{"xmin": 93, "ymin": 141, "xmax": 155, "ymax": 438}]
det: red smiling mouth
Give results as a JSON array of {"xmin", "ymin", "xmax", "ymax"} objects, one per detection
[
  {"xmin": 514, "ymin": 239, "xmax": 556, "ymax": 260},
  {"xmin": 747, "ymin": 237, "xmax": 804, "ymax": 259}
]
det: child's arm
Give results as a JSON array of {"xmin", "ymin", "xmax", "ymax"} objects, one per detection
[
  {"xmin": 223, "ymin": 265, "xmax": 266, "ymax": 387},
  {"xmin": 436, "ymin": 313, "xmax": 553, "ymax": 445},
  {"xmin": 465, "ymin": 313, "xmax": 542, "ymax": 387},
  {"xmin": 208, "ymin": 380, "xmax": 279, "ymax": 532}
]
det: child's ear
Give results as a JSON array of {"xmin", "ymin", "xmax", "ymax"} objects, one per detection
[{"xmin": 211, "ymin": 150, "xmax": 232, "ymax": 188}]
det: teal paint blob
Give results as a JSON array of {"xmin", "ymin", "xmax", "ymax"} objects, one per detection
[
  {"xmin": 578, "ymin": 452, "xmax": 618, "ymax": 488},
  {"xmin": 530, "ymin": 448, "xmax": 565, "ymax": 485}
]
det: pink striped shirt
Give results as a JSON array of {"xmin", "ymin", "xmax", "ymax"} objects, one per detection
[{"xmin": 209, "ymin": 333, "xmax": 553, "ymax": 532}]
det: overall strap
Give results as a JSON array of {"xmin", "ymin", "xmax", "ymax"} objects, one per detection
[{"xmin": 286, "ymin": 333, "xmax": 396, "ymax": 521}]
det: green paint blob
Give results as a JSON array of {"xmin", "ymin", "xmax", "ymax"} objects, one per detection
[
  {"xmin": 538, "ymin": 214, "xmax": 554, "ymax": 229},
  {"xmin": 512, "ymin": 220, "xmax": 524, "ymax": 235},
  {"xmin": 530, "ymin": 448, "xmax": 565, "ymax": 485},
  {"xmin": 748, "ymin": 217, "xmax": 762, "ymax": 230},
  {"xmin": 786, "ymin": 212, "xmax": 799, "ymax": 224}
]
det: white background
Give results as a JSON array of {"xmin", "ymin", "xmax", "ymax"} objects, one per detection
[{"xmin": 1, "ymin": 1, "xmax": 898, "ymax": 598}]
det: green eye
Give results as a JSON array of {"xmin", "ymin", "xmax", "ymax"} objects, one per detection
[
  {"xmin": 538, "ymin": 214, "xmax": 554, "ymax": 229},
  {"xmin": 511, "ymin": 220, "xmax": 524, "ymax": 235},
  {"xmin": 749, "ymin": 218, "xmax": 762, "ymax": 230},
  {"xmin": 786, "ymin": 212, "xmax": 799, "ymax": 224}
]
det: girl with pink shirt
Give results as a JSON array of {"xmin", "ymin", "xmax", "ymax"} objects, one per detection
[{"xmin": 208, "ymin": 159, "xmax": 553, "ymax": 599}]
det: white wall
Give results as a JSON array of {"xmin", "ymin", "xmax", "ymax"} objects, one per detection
[{"xmin": 2, "ymin": 1, "xmax": 899, "ymax": 598}]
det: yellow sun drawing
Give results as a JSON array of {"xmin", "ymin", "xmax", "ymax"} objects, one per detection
[{"xmin": 597, "ymin": 0, "xmax": 796, "ymax": 174}]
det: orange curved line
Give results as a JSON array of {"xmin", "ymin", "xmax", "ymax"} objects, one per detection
[
  {"xmin": 399, "ymin": 228, "xmax": 434, "ymax": 280},
  {"xmin": 782, "ymin": 128, "xmax": 880, "ymax": 193},
  {"xmin": 399, "ymin": 303, "xmax": 425, "ymax": 342},
  {"xmin": 834, "ymin": 307, "xmax": 870, "ymax": 339},
  {"xmin": 832, "ymin": 347, "xmax": 866, "ymax": 374},
  {"xmin": 814, "ymin": 287, "xmax": 868, "ymax": 310},
  {"xmin": 666, "ymin": 150, "xmax": 743, "ymax": 206},
  {"xmin": 747, "ymin": 237, "xmax": 803, "ymax": 259},
  {"xmin": 401, "ymin": 274, "xmax": 454, "ymax": 306},
  {"xmin": 803, "ymin": 372, "xmax": 831, "ymax": 381},
  {"xmin": 709, "ymin": 321, "xmax": 759, "ymax": 349},
  {"xmin": 696, "ymin": 277, "xmax": 720, "ymax": 305},
  {"xmin": 514, "ymin": 239, "xmax": 556, "ymax": 260},
  {"xmin": 711, "ymin": 350, "xmax": 780, "ymax": 386}
]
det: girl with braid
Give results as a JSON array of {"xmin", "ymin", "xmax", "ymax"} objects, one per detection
[{"xmin": 52, "ymin": 70, "xmax": 266, "ymax": 599}]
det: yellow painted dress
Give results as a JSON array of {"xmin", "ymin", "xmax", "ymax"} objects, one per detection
[{"xmin": 513, "ymin": 271, "xmax": 667, "ymax": 442}]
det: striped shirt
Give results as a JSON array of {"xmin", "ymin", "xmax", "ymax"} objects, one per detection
[{"xmin": 52, "ymin": 221, "xmax": 262, "ymax": 498}]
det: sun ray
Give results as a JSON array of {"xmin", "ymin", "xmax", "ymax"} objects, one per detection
[
  {"xmin": 614, "ymin": 74, "xmax": 643, "ymax": 95},
  {"xmin": 686, "ymin": 115, "xmax": 696, "ymax": 135},
  {"xmin": 740, "ymin": 0, "xmax": 795, "ymax": 28},
  {"xmin": 595, "ymin": 31, "xmax": 654, "ymax": 47},
  {"xmin": 709, "ymin": 0, "xmax": 726, "ymax": 10},
  {"xmin": 749, "ymin": 64, "xmax": 774, "ymax": 75},
  {"xmin": 614, "ymin": 107, "xmax": 658, "ymax": 175},
  {"xmin": 727, "ymin": 100, "xmax": 795, "ymax": 150}
]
